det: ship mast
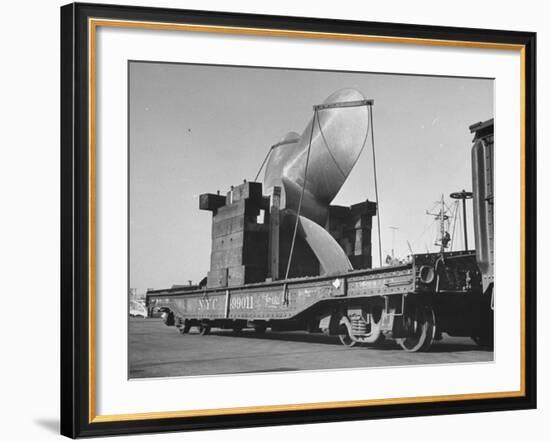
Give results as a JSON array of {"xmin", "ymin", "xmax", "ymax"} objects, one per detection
[{"xmin": 426, "ymin": 194, "xmax": 451, "ymax": 254}]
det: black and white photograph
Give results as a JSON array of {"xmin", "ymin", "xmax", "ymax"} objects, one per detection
[{"xmin": 128, "ymin": 62, "xmax": 495, "ymax": 379}]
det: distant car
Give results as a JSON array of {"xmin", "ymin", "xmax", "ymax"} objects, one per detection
[
  {"xmin": 148, "ymin": 306, "xmax": 170, "ymax": 318},
  {"xmin": 129, "ymin": 300, "xmax": 148, "ymax": 318}
]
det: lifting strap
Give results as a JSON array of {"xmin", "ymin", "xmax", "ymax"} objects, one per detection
[
  {"xmin": 369, "ymin": 105, "xmax": 383, "ymax": 267},
  {"xmin": 284, "ymin": 110, "xmax": 317, "ymax": 280},
  {"xmin": 259, "ymin": 98, "xmax": 384, "ymax": 277}
]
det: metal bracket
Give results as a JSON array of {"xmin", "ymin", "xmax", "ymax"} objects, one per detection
[
  {"xmin": 224, "ymin": 289, "xmax": 230, "ymax": 318},
  {"xmin": 313, "ymin": 99, "xmax": 374, "ymax": 111},
  {"xmin": 282, "ymin": 283, "xmax": 289, "ymax": 306},
  {"xmin": 313, "ymin": 100, "xmax": 374, "ymax": 111},
  {"xmin": 384, "ymin": 278, "xmax": 413, "ymax": 288},
  {"xmin": 330, "ymin": 277, "xmax": 347, "ymax": 297},
  {"xmin": 384, "ymin": 294, "xmax": 406, "ymax": 317}
]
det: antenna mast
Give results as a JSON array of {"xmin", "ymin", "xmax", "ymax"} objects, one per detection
[{"xmin": 426, "ymin": 194, "xmax": 451, "ymax": 254}]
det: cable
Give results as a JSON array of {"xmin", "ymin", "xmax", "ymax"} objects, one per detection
[
  {"xmin": 450, "ymin": 201, "xmax": 459, "ymax": 251},
  {"xmin": 316, "ymin": 113, "xmax": 347, "ymax": 179},
  {"xmin": 369, "ymin": 105, "xmax": 383, "ymax": 267},
  {"xmin": 254, "ymin": 145, "xmax": 274, "ymax": 182},
  {"xmin": 284, "ymin": 110, "xmax": 316, "ymax": 280},
  {"xmin": 456, "ymin": 203, "xmax": 463, "ymax": 250}
]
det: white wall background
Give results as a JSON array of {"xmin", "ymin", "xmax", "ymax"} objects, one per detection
[{"xmin": 0, "ymin": 0, "xmax": 546, "ymax": 440}]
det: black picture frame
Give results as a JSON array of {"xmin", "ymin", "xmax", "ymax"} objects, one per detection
[{"xmin": 61, "ymin": 2, "xmax": 537, "ymax": 438}]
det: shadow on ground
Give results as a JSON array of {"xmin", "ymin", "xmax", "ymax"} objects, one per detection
[
  {"xmin": 34, "ymin": 418, "xmax": 58, "ymax": 434},
  {"xmin": 193, "ymin": 330, "xmax": 490, "ymax": 352}
]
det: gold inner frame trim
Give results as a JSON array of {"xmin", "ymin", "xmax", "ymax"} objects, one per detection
[
  {"xmin": 92, "ymin": 390, "xmax": 524, "ymax": 423},
  {"xmin": 88, "ymin": 17, "xmax": 527, "ymax": 424}
]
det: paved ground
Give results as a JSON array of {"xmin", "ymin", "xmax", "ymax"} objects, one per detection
[{"xmin": 129, "ymin": 318, "xmax": 493, "ymax": 378}]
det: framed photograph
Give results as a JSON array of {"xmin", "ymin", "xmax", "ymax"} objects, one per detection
[{"xmin": 60, "ymin": 2, "xmax": 536, "ymax": 438}]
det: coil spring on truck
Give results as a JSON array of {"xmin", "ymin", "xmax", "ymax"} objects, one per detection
[{"xmin": 350, "ymin": 314, "xmax": 368, "ymax": 335}]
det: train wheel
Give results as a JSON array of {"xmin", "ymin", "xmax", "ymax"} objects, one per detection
[
  {"xmin": 396, "ymin": 305, "xmax": 436, "ymax": 352},
  {"xmin": 338, "ymin": 333, "xmax": 357, "ymax": 347},
  {"xmin": 254, "ymin": 324, "xmax": 267, "ymax": 334},
  {"xmin": 163, "ymin": 311, "xmax": 175, "ymax": 326},
  {"xmin": 338, "ymin": 317, "xmax": 357, "ymax": 347},
  {"xmin": 471, "ymin": 310, "xmax": 494, "ymax": 350},
  {"xmin": 179, "ymin": 322, "xmax": 191, "ymax": 334},
  {"xmin": 198, "ymin": 325, "xmax": 211, "ymax": 336}
]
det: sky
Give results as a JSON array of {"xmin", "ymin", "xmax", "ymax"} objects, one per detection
[{"xmin": 129, "ymin": 61, "xmax": 493, "ymax": 294}]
